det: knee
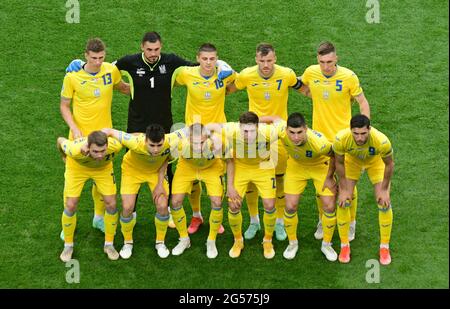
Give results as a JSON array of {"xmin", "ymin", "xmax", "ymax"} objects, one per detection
[
  {"xmin": 211, "ymin": 199, "xmax": 222, "ymax": 209},
  {"xmin": 171, "ymin": 197, "xmax": 183, "ymax": 208},
  {"xmin": 104, "ymin": 199, "xmax": 117, "ymax": 211},
  {"xmin": 121, "ymin": 203, "xmax": 134, "ymax": 217},
  {"xmin": 65, "ymin": 200, "xmax": 78, "ymax": 213},
  {"xmin": 156, "ymin": 204, "xmax": 169, "ymax": 216}
]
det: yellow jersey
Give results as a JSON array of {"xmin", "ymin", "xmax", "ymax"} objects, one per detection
[
  {"xmin": 234, "ymin": 64, "xmax": 298, "ymax": 120},
  {"xmin": 119, "ymin": 130, "xmax": 185, "ymax": 173},
  {"xmin": 333, "ymin": 127, "xmax": 393, "ymax": 163},
  {"xmin": 175, "ymin": 66, "xmax": 235, "ymax": 125},
  {"xmin": 223, "ymin": 122, "xmax": 277, "ymax": 168},
  {"xmin": 274, "ymin": 121, "xmax": 332, "ymax": 166},
  {"xmin": 61, "ymin": 62, "xmax": 122, "ymax": 139},
  {"xmin": 62, "ymin": 137, "xmax": 122, "ymax": 170},
  {"xmin": 177, "ymin": 134, "xmax": 225, "ymax": 169},
  {"xmin": 301, "ymin": 65, "xmax": 363, "ymax": 141}
]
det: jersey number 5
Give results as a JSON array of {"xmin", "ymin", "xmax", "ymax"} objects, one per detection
[{"xmin": 335, "ymin": 80, "xmax": 343, "ymax": 92}]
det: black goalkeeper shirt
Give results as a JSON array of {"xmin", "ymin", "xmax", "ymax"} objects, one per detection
[{"xmin": 115, "ymin": 53, "xmax": 193, "ymax": 133}]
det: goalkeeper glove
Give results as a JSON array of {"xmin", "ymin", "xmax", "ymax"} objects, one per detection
[
  {"xmin": 66, "ymin": 59, "xmax": 84, "ymax": 73},
  {"xmin": 216, "ymin": 59, "xmax": 233, "ymax": 81}
]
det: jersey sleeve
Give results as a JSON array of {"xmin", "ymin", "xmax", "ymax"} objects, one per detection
[
  {"xmin": 300, "ymin": 66, "xmax": 311, "ymax": 86},
  {"xmin": 273, "ymin": 120, "xmax": 287, "ymax": 139},
  {"xmin": 348, "ymin": 72, "xmax": 363, "ymax": 97},
  {"xmin": 174, "ymin": 66, "xmax": 187, "ymax": 86},
  {"xmin": 287, "ymin": 69, "xmax": 298, "ymax": 87},
  {"xmin": 111, "ymin": 65, "xmax": 122, "ymax": 85},
  {"xmin": 379, "ymin": 136, "xmax": 393, "ymax": 158},
  {"xmin": 317, "ymin": 135, "xmax": 333, "ymax": 156},
  {"xmin": 61, "ymin": 137, "xmax": 86, "ymax": 158},
  {"xmin": 224, "ymin": 71, "xmax": 236, "ymax": 85},
  {"xmin": 107, "ymin": 137, "xmax": 123, "ymax": 154},
  {"xmin": 167, "ymin": 128, "xmax": 187, "ymax": 149},
  {"xmin": 118, "ymin": 131, "xmax": 144, "ymax": 151},
  {"xmin": 234, "ymin": 72, "xmax": 247, "ymax": 90},
  {"xmin": 114, "ymin": 55, "xmax": 129, "ymax": 71},
  {"xmin": 332, "ymin": 135, "xmax": 346, "ymax": 156},
  {"xmin": 61, "ymin": 74, "xmax": 74, "ymax": 99}
]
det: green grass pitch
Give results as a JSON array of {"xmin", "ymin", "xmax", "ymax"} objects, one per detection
[{"xmin": 0, "ymin": 0, "xmax": 447, "ymax": 289}]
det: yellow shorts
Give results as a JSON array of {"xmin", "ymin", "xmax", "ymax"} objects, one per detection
[
  {"xmin": 284, "ymin": 158, "xmax": 334, "ymax": 196},
  {"xmin": 64, "ymin": 165, "xmax": 116, "ymax": 198},
  {"xmin": 232, "ymin": 164, "xmax": 276, "ymax": 200},
  {"xmin": 345, "ymin": 155, "xmax": 385, "ymax": 184},
  {"xmin": 172, "ymin": 159, "xmax": 224, "ymax": 197},
  {"xmin": 120, "ymin": 164, "xmax": 169, "ymax": 195}
]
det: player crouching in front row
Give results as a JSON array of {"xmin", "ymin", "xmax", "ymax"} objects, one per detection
[
  {"xmin": 57, "ymin": 131, "xmax": 122, "ymax": 262},
  {"xmin": 102, "ymin": 125, "xmax": 186, "ymax": 259},
  {"xmin": 334, "ymin": 114, "xmax": 394, "ymax": 265}
]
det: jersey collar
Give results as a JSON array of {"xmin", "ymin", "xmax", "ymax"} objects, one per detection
[
  {"xmin": 322, "ymin": 65, "xmax": 339, "ymax": 79},
  {"xmin": 142, "ymin": 53, "xmax": 161, "ymax": 71}
]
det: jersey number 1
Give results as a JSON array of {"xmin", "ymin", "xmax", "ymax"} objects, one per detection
[{"xmin": 149, "ymin": 77, "xmax": 155, "ymax": 88}]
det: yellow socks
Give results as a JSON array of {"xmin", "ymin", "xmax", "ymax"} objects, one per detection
[
  {"xmin": 120, "ymin": 213, "xmax": 136, "ymax": 244},
  {"xmin": 350, "ymin": 186, "xmax": 358, "ymax": 222},
  {"xmin": 316, "ymin": 194, "xmax": 324, "ymax": 221},
  {"xmin": 322, "ymin": 210, "xmax": 337, "ymax": 243},
  {"xmin": 263, "ymin": 208, "xmax": 276, "ymax": 240},
  {"xmin": 337, "ymin": 206, "xmax": 351, "ymax": 245},
  {"xmin": 171, "ymin": 206, "xmax": 188, "ymax": 238},
  {"xmin": 283, "ymin": 209, "xmax": 298, "ymax": 242},
  {"xmin": 188, "ymin": 181, "xmax": 202, "ymax": 213},
  {"xmin": 208, "ymin": 207, "xmax": 223, "ymax": 241},
  {"xmin": 155, "ymin": 213, "xmax": 169, "ymax": 243},
  {"xmin": 275, "ymin": 176, "xmax": 285, "ymax": 220},
  {"xmin": 228, "ymin": 209, "xmax": 243, "ymax": 239},
  {"xmin": 378, "ymin": 204, "xmax": 393, "ymax": 244},
  {"xmin": 246, "ymin": 183, "xmax": 259, "ymax": 218},
  {"xmin": 104, "ymin": 208, "xmax": 118, "ymax": 244},
  {"xmin": 62, "ymin": 209, "xmax": 77, "ymax": 245}
]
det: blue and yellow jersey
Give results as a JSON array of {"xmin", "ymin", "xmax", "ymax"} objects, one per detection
[
  {"xmin": 174, "ymin": 66, "xmax": 235, "ymax": 125},
  {"xmin": 177, "ymin": 133, "xmax": 225, "ymax": 169},
  {"xmin": 61, "ymin": 62, "xmax": 122, "ymax": 139},
  {"xmin": 222, "ymin": 122, "xmax": 278, "ymax": 168},
  {"xmin": 301, "ymin": 65, "xmax": 363, "ymax": 141},
  {"xmin": 234, "ymin": 64, "xmax": 298, "ymax": 120},
  {"xmin": 119, "ymin": 129, "xmax": 185, "ymax": 173},
  {"xmin": 333, "ymin": 127, "xmax": 393, "ymax": 163},
  {"xmin": 274, "ymin": 120, "xmax": 332, "ymax": 166},
  {"xmin": 62, "ymin": 137, "xmax": 122, "ymax": 169}
]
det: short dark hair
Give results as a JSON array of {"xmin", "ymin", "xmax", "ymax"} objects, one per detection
[
  {"xmin": 287, "ymin": 112, "xmax": 307, "ymax": 128},
  {"xmin": 256, "ymin": 43, "xmax": 275, "ymax": 56},
  {"xmin": 198, "ymin": 43, "xmax": 217, "ymax": 54},
  {"xmin": 317, "ymin": 41, "xmax": 335, "ymax": 56},
  {"xmin": 142, "ymin": 31, "xmax": 162, "ymax": 44},
  {"xmin": 85, "ymin": 38, "xmax": 105, "ymax": 53},
  {"xmin": 350, "ymin": 114, "xmax": 371, "ymax": 129},
  {"xmin": 145, "ymin": 124, "xmax": 165, "ymax": 143},
  {"xmin": 239, "ymin": 111, "xmax": 259, "ymax": 125},
  {"xmin": 88, "ymin": 131, "xmax": 108, "ymax": 147}
]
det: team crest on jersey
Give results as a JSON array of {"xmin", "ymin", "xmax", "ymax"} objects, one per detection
[
  {"xmin": 94, "ymin": 88, "xmax": 101, "ymax": 97},
  {"xmin": 322, "ymin": 90, "xmax": 329, "ymax": 100},
  {"xmin": 136, "ymin": 68, "xmax": 146, "ymax": 76},
  {"xmin": 159, "ymin": 65, "xmax": 166, "ymax": 74},
  {"xmin": 204, "ymin": 91, "xmax": 211, "ymax": 99},
  {"xmin": 264, "ymin": 92, "xmax": 270, "ymax": 100}
]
